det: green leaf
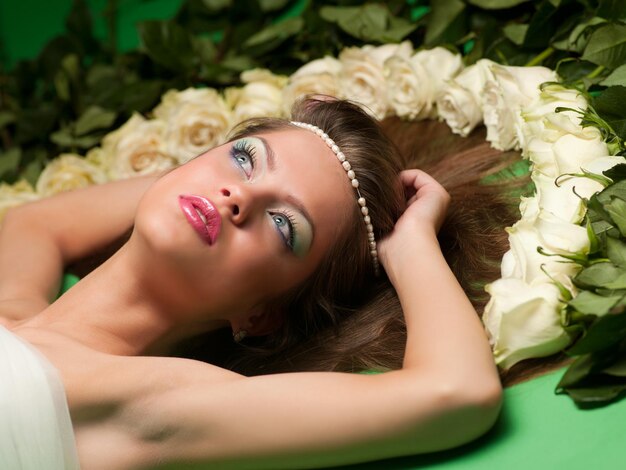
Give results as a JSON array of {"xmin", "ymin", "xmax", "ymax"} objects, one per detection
[
  {"xmin": 561, "ymin": 383, "xmax": 626, "ymax": 403},
  {"xmin": 201, "ymin": 0, "xmax": 232, "ymax": 11},
  {"xmin": 523, "ymin": 0, "xmax": 559, "ymax": 49},
  {"xmin": 551, "ymin": 17, "xmax": 606, "ymax": 53},
  {"xmin": 320, "ymin": 5, "xmax": 417, "ymax": 43},
  {"xmin": 604, "ymin": 352, "xmax": 626, "ymax": 376},
  {"xmin": 606, "ymin": 196, "xmax": 626, "ymax": 237},
  {"xmin": 568, "ymin": 310, "xmax": 626, "ymax": 354},
  {"xmin": 258, "ymin": 0, "xmax": 289, "ymax": 11},
  {"xmin": 50, "ymin": 127, "xmax": 102, "ymax": 149},
  {"xmin": 557, "ymin": 353, "xmax": 596, "ymax": 388},
  {"xmin": 597, "ymin": 177, "xmax": 626, "ymax": 205},
  {"xmin": 582, "ymin": 23, "xmax": 626, "ymax": 69},
  {"xmin": 0, "ymin": 111, "xmax": 15, "ymax": 129},
  {"xmin": 0, "ymin": 148, "xmax": 22, "ymax": 181},
  {"xmin": 597, "ymin": 0, "xmax": 626, "ymax": 20},
  {"xmin": 603, "ymin": 162, "xmax": 626, "ymax": 182},
  {"xmin": 601, "ymin": 64, "xmax": 626, "ymax": 87},
  {"xmin": 138, "ymin": 21, "xmax": 196, "ymax": 72},
  {"xmin": 74, "ymin": 106, "xmax": 117, "ymax": 137},
  {"xmin": 574, "ymin": 262, "xmax": 626, "ymax": 289},
  {"xmin": 568, "ymin": 290, "xmax": 623, "ymax": 316},
  {"xmin": 467, "ymin": 0, "xmax": 531, "ymax": 8},
  {"xmin": 425, "ymin": 0, "xmax": 466, "ymax": 45},
  {"xmin": 244, "ymin": 17, "xmax": 303, "ymax": 48},
  {"xmin": 607, "ymin": 236, "xmax": 626, "ymax": 268},
  {"xmin": 503, "ymin": 24, "xmax": 528, "ymax": 46}
]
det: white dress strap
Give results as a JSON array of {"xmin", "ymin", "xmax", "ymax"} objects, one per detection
[{"xmin": 0, "ymin": 326, "xmax": 80, "ymax": 469}]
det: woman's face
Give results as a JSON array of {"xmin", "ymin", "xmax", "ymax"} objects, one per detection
[{"xmin": 133, "ymin": 128, "xmax": 354, "ymax": 320}]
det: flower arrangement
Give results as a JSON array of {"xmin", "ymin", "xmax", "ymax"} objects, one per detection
[{"xmin": 1, "ymin": 0, "xmax": 626, "ymax": 405}]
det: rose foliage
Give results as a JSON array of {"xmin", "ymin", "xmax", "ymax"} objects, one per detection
[{"xmin": 2, "ymin": 0, "xmax": 626, "ymax": 185}]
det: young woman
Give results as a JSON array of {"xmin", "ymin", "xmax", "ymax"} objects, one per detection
[{"xmin": 0, "ymin": 99, "xmax": 504, "ymax": 469}]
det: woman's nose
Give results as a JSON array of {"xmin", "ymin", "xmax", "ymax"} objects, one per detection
[{"xmin": 220, "ymin": 184, "xmax": 259, "ymax": 224}]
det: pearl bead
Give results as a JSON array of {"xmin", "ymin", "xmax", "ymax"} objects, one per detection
[
  {"xmin": 337, "ymin": 152, "xmax": 346, "ymax": 162},
  {"xmin": 358, "ymin": 197, "xmax": 366, "ymax": 206},
  {"xmin": 351, "ymin": 179, "xmax": 359, "ymax": 188},
  {"xmin": 331, "ymin": 144, "xmax": 339, "ymax": 153},
  {"xmin": 361, "ymin": 207, "xmax": 368, "ymax": 216},
  {"xmin": 370, "ymin": 250, "xmax": 377, "ymax": 257},
  {"xmin": 347, "ymin": 170, "xmax": 355, "ymax": 179},
  {"xmin": 363, "ymin": 215, "xmax": 371, "ymax": 224},
  {"xmin": 366, "ymin": 223, "xmax": 373, "ymax": 231},
  {"xmin": 369, "ymin": 242, "xmax": 376, "ymax": 249},
  {"xmin": 342, "ymin": 161, "xmax": 351, "ymax": 171}
]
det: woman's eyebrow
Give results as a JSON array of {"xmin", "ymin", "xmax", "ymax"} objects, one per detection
[{"xmin": 257, "ymin": 135, "xmax": 316, "ymax": 243}]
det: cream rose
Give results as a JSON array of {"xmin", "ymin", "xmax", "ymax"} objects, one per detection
[
  {"xmin": 0, "ymin": 180, "xmax": 39, "ymax": 224},
  {"xmin": 483, "ymin": 278, "xmax": 572, "ymax": 369},
  {"xmin": 384, "ymin": 47, "xmax": 462, "ymax": 120},
  {"xmin": 437, "ymin": 60, "xmax": 495, "ymax": 136},
  {"xmin": 227, "ymin": 82, "xmax": 285, "ymax": 124},
  {"xmin": 338, "ymin": 42, "xmax": 413, "ymax": 119},
  {"xmin": 35, "ymin": 153, "xmax": 108, "ymax": 197},
  {"xmin": 483, "ymin": 64, "xmax": 558, "ymax": 150},
  {"xmin": 240, "ymin": 68, "xmax": 288, "ymax": 89},
  {"xmin": 282, "ymin": 57, "xmax": 342, "ymax": 114},
  {"xmin": 501, "ymin": 209, "xmax": 589, "ymax": 284},
  {"xmin": 226, "ymin": 69, "xmax": 287, "ymax": 123},
  {"xmin": 96, "ymin": 113, "xmax": 176, "ymax": 180},
  {"xmin": 411, "ymin": 47, "xmax": 463, "ymax": 101},
  {"xmin": 154, "ymin": 88, "xmax": 233, "ymax": 164},
  {"xmin": 527, "ymin": 126, "xmax": 608, "ymax": 178},
  {"xmin": 520, "ymin": 84, "xmax": 588, "ymax": 151},
  {"xmin": 383, "ymin": 54, "xmax": 433, "ymax": 119}
]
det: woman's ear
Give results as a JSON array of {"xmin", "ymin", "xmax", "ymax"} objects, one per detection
[{"xmin": 245, "ymin": 307, "xmax": 284, "ymax": 337}]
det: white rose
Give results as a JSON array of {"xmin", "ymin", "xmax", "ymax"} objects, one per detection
[
  {"xmin": 383, "ymin": 54, "xmax": 433, "ymax": 119},
  {"xmin": 411, "ymin": 47, "xmax": 463, "ymax": 100},
  {"xmin": 240, "ymin": 68, "xmax": 288, "ymax": 89},
  {"xmin": 0, "ymin": 180, "xmax": 39, "ymax": 224},
  {"xmin": 339, "ymin": 42, "xmax": 412, "ymax": 119},
  {"xmin": 527, "ymin": 129, "xmax": 608, "ymax": 178},
  {"xmin": 154, "ymin": 88, "xmax": 233, "ymax": 164},
  {"xmin": 503, "ymin": 210, "xmax": 588, "ymax": 283},
  {"xmin": 520, "ymin": 84, "xmax": 587, "ymax": 149},
  {"xmin": 36, "ymin": 153, "xmax": 108, "ymax": 197},
  {"xmin": 437, "ymin": 60, "xmax": 495, "ymax": 136},
  {"xmin": 282, "ymin": 57, "xmax": 342, "ymax": 113},
  {"xmin": 97, "ymin": 113, "xmax": 176, "ymax": 180},
  {"xmin": 483, "ymin": 64, "xmax": 558, "ymax": 150},
  {"xmin": 227, "ymin": 82, "xmax": 285, "ymax": 124},
  {"xmin": 483, "ymin": 278, "xmax": 572, "ymax": 369}
]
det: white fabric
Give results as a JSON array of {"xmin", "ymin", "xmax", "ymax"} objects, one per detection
[{"xmin": 0, "ymin": 326, "xmax": 80, "ymax": 469}]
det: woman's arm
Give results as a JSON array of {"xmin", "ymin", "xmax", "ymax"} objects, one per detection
[
  {"xmin": 80, "ymin": 170, "xmax": 502, "ymax": 470},
  {"xmin": 0, "ymin": 174, "xmax": 159, "ymax": 322}
]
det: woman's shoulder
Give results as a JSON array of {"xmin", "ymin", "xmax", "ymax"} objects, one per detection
[{"xmin": 10, "ymin": 325, "xmax": 244, "ymax": 411}]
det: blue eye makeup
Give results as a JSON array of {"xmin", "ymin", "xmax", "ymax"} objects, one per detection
[
  {"xmin": 230, "ymin": 139, "xmax": 257, "ymax": 177},
  {"xmin": 270, "ymin": 211, "xmax": 298, "ymax": 252}
]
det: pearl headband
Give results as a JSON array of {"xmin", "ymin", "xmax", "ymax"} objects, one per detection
[{"xmin": 291, "ymin": 121, "xmax": 380, "ymax": 276}]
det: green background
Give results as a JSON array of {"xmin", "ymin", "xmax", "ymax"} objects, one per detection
[
  {"xmin": 9, "ymin": 3, "xmax": 626, "ymax": 469},
  {"xmin": 0, "ymin": 0, "xmax": 182, "ymax": 70}
]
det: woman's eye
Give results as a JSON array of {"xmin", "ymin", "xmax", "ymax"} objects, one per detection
[
  {"xmin": 271, "ymin": 212, "xmax": 296, "ymax": 251},
  {"xmin": 230, "ymin": 140, "xmax": 257, "ymax": 178}
]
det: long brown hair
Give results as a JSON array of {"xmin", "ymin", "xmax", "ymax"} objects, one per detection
[{"xmin": 174, "ymin": 100, "xmax": 561, "ymax": 384}]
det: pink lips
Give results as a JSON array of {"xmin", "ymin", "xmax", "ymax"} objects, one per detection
[{"xmin": 178, "ymin": 194, "xmax": 222, "ymax": 245}]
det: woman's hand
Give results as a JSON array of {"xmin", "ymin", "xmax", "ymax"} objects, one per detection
[{"xmin": 378, "ymin": 169, "xmax": 450, "ymax": 276}]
